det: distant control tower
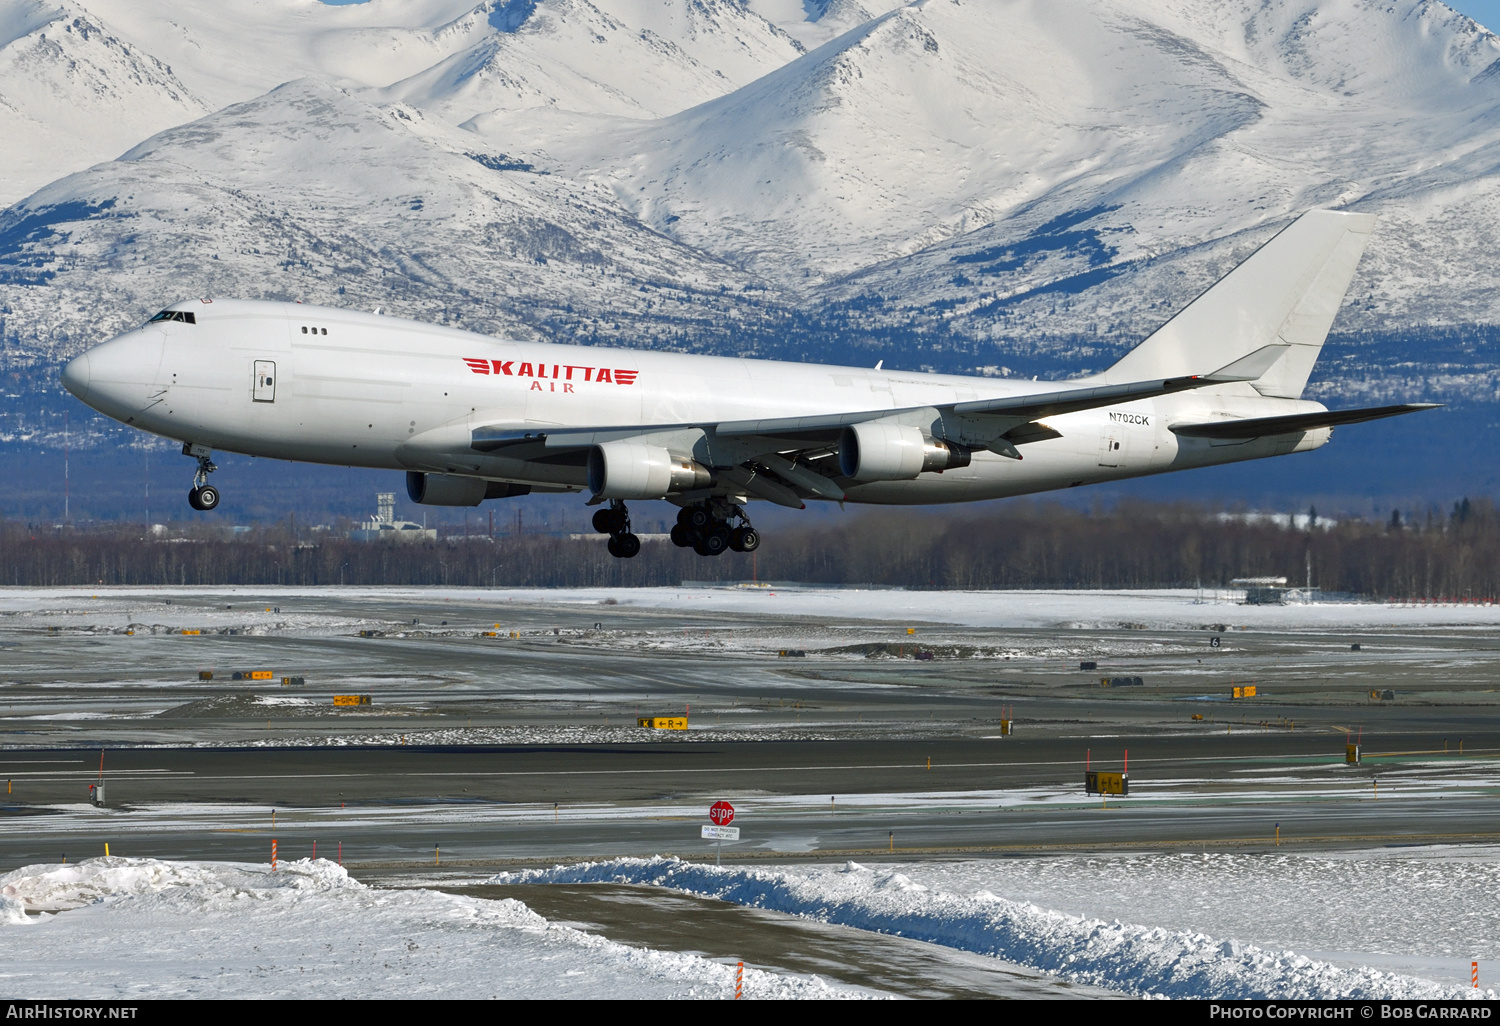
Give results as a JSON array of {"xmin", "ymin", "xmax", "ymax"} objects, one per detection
[{"xmin": 352, "ymin": 492, "xmax": 435, "ymax": 542}]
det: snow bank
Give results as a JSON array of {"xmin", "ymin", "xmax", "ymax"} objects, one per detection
[
  {"xmin": 0, "ymin": 858, "xmax": 860, "ymax": 999},
  {"xmin": 492, "ymin": 858, "xmax": 1488, "ymax": 1000},
  {"xmin": 897, "ymin": 850, "xmax": 1500, "ymax": 989}
]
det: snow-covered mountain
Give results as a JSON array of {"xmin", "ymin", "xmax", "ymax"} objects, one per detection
[
  {"xmin": 3, "ymin": 0, "xmax": 1499, "ymax": 418},
  {"xmin": 0, "ymin": 1, "xmax": 209, "ymax": 207}
]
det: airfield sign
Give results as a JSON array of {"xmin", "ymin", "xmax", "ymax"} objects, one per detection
[{"xmin": 705, "ymin": 802, "xmax": 739, "ymax": 865}]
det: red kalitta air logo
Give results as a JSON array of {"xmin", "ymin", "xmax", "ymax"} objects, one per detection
[{"xmin": 463, "ymin": 357, "xmax": 637, "ymax": 393}]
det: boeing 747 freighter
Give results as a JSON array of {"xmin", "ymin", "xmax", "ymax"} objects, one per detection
[{"xmin": 61, "ymin": 210, "xmax": 1434, "ymax": 557}]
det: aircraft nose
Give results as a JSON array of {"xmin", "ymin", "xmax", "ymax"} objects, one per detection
[
  {"xmin": 65, "ymin": 330, "xmax": 166, "ymax": 418},
  {"xmin": 61, "ymin": 352, "xmax": 92, "ymax": 402}
]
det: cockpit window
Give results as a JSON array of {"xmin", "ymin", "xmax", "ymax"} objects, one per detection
[{"xmin": 148, "ymin": 310, "xmax": 197, "ymax": 324}]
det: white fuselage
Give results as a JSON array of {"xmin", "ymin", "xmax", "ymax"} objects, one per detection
[{"xmin": 63, "ymin": 298, "xmax": 1329, "ymax": 504}]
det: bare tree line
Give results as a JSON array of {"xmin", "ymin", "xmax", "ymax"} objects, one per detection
[{"xmin": 2, "ymin": 498, "xmax": 1496, "ymax": 599}]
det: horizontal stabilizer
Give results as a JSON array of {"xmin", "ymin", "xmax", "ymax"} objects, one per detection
[
  {"xmin": 1201, "ymin": 344, "xmax": 1289, "ymax": 383},
  {"xmin": 1170, "ymin": 403, "xmax": 1440, "ymax": 439}
]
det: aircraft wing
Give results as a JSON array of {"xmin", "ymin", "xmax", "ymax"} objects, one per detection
[
  {"xmin": 1169, "ymin": 403, "xmax": 1440, "ymax": 439},
  {"xmin": 712, "ymin": 345, "xmax": 1288, "ymax": 448},
  {"xmin": 459, "ymin": 349, "xmax": 1290, "ymax": 505}
]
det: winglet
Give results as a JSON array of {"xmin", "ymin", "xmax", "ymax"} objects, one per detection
[{"xmin": 1203, "ymin": 344, "xmax": 1290, "ymax": 383}]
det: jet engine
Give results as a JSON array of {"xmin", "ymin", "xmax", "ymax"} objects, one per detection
[
  {"xmin": 838, "ymin": 423, "xmax": 971, "ymax": 481},
  {"xmin": 588, "ymin": 441, "xmax": 713, "ymax": 499},
  {"xmin": 406, "ymin": 472, "xmax": 531, "ymax": 506}
]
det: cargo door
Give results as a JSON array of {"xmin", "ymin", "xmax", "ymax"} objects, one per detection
[{"xmin": 253, "ymin": 360, "xmax": 276, "ymax": 403}]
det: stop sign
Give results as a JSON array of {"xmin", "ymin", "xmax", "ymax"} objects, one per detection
[{"xmin": 709, "ymin": 801, "xmax": 735, "ymax": 826}]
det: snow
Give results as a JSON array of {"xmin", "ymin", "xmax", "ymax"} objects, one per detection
[
  {"xmin": 3, "ymin": 584, "xmax": 1497, "ymax": 633},
  {"xmin": 0, "ymin": 857, "xmax": 864, "ymax": 998},
  {"xmin": 496, "ymin": 853, "xmax": 1498, "ymax": 999},
  {"xmin": 3, "ymin": 836, "xmax": 1491, "ymax": 997},
  {"xmin": 384, "ymin": 0, "xmax": 806, "ymax": 122},
  {"xmin": 0, "ymin": 2, "xmax": 209, "ymax": 205}
]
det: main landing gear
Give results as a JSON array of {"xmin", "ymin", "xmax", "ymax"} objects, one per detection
[
  {"xmin": 183, "ymin": 443, "xmax": 220, "ymax": 511},
  {"xmin": 593, "ymin": 500, "xmax": 641, "ymax": 559},
  {"xmin": 670, "ymin": 501, "xmax": 759, "ymax": 557}
]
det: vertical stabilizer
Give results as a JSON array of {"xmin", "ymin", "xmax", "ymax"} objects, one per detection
[{"xmin": 1103, "ymin": 210, "xmax": 1375, "ymax": 398}]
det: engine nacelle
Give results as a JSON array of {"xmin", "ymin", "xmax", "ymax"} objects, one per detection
[
  {"xmin": 406, "ymin": 472, "xmax": 532, "ymax": 506},
  {"xmin": 588, "ymin": 441, "xmax": 714, "ymax": 499},
  {"xmin": 838, "ymin": 423, "xmax": 971, "ymax": 481}
]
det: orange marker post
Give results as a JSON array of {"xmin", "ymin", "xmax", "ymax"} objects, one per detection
[
  {"xmin": 271, "ymin": 839, "xmax": 278, "ymax": 871},
  {"xmin": 1473, "ymin": 961, "xmax": 1479, "ymax": 989},
  {"xmin": 735, "ymin": 961, "xmax": 743, "ymax": 1000}
]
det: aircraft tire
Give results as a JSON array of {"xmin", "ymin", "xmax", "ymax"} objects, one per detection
[
  {"xmin": 617, "ymin": 533, "xmax": 641, "ymax": 558},
  {"xmin": 669, "ymin": 524, "xmax": 695, "ymax": 547},
  {"xmin": 685, "ymin": 506, "xmax": 714, "ymax": 531},
  {"xmin": 695, "ymin": 526, "xmax": 730, "ymax": 557},
  {"xmin": 196, "ymin": 485, "xmax": 220, "ymax": 511},
  {"xmin": 731, "ymin": 527, "xmax": 760, "ymax": 553},
  {"xmin": 593, "ymin": 508, "xmax": 622, "ymax": 534},
  {"xmin": 187, "ymin": 487, "xmax": 204, "ymax": 511}
]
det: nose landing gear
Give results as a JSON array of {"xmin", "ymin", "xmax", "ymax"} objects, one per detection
[
  {"xmin": 183, "ymin": 443, "xmax": 220, "ymax": 511},
  {"xmin": 593, "ymin": 500, "xmax": 641, "ymax": 559}
]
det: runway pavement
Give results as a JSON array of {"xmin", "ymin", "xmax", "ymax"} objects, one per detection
[{"xmin": 1, "ymin": 735, "xmax": 1495, "ymax": 869}]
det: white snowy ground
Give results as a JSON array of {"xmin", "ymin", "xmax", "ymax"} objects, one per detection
[
  {"xmin": 6, "ymin": 849, "xmax": 1492, "ymax": 1000},
  {"xmin": 3, "ymin": 586, "xmax": 1497, "ymax": 634},
  {"xmin": 0, "ymin": 858, "xmax": 861, "ymax": 999},
  {"xmin": 498, "ymin": 850, "xmax": 1500, "ymax": 1000}
]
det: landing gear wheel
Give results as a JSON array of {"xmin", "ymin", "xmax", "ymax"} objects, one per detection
[
  {"xmin": 593, "ymin": 508, "xmax": 624, "ymax": 534},
  {"xmin": 695, "ymin": 524, "xmax": 731, "ymax": 557},
  {"xmin": 183, "ymin": 443, "xmax": 220, "ymax": 512},
  {"xmin": 730, "ymin": 526, "xmax": 760, "ymax": 553},
  {"xmin": 602, "ymin": 501, "xmax": 639, "ymax": 558},
  {"xmin": 669, "ymin": 524, "xmax": 695, "ymax": 548},
  {"xmin": 684, "ymin": 506, "xmax": 714, "ymax": 531}
]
